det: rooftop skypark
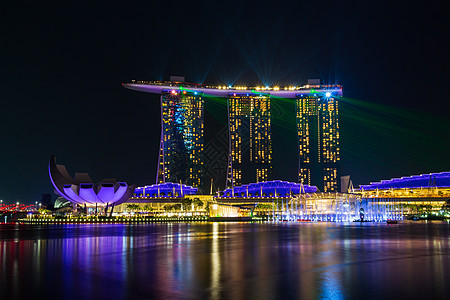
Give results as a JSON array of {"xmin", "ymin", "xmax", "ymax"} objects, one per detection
[{"xmin": 123, "ymin": 80, "xmax": 343, "ymax": 99}]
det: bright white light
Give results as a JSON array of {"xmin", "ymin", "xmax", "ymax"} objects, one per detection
[{"xmin": 325, "ymin": 92, "xmax": 331, "ymax": 97}]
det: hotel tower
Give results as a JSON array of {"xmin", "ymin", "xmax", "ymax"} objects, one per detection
[
  {"xmin": 226, "ymin": 94, "xmax": 272, "ymax": 188},
  {"xmin": 123, "ymin": 78, "xmax": 341, "ymax": 191},
  {"xmin": 156, "ymin": 88, "xmax": 204, "ymax": 190},
  {"xmin": 296, "ymin": 84, "xmax": 340, "ymax": 192}
]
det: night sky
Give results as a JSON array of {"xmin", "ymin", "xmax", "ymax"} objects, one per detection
[{"xmin": 1, "ymin": 1, "xmax": 449, "ymax": 204}]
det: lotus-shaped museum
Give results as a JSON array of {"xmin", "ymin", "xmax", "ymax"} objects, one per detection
[{"xmin": 49, "ymin": 156, "xmax": 135, "ymax": 206}]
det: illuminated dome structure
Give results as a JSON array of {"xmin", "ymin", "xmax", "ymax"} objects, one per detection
[
  {"xmin": 359, "ymin": 172, "xmax": 450, "ymax": 190},
  {"xmin": 219, "ymin": 180, "xmax": 317, "ymax": 198},
  {"xmin": 49, "ymin": 156, "xmax": 135, "ymax": 206},
  {"xmin": 133, "ymin": 182, "xmax": 198, "ymax": 198}
]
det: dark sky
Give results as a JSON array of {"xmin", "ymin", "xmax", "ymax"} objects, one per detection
[{"xmin": 1, "ymin": 1, "xmax": 449, "ymax": 204}]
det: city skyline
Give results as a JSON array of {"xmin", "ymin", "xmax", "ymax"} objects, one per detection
[
  {"xmin": 1, "ymin": 2, "xmax": 449, "ymax": 299},
  {"xmin": 1, "ymin": 1, "xmax": 448, "ymax": 204}
]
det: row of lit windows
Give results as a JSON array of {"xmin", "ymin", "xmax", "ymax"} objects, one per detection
[
  {"xmin": 228, "ymin": 96, "xmax": 272, "ymax": 184},
  {"xmin": 320, "ymin": 113, "xmax": 339, "ymax": 163},
  {"xmin": 256, "ymin": 168, "xmax": 270, "ymax": 183},
  {"xmin": 298, "ymin": 168, "xmax": 311, "ymax": 186},
  {"xmin": 323, "ymin": 168, "xmax": 338, "ymax": 192},
  {"xmin": 160, "ymin": 94, "xmax": 204, "ymax": 188}
]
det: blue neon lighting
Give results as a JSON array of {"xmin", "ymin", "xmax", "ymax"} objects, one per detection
[
  {"xmin": 359, "ymin": 172, "xmax": 450, "ymax": 190},
  {"xmin": 220, "ymin": 180, "xmax": 317, "ymax": 198},
  {"xmin": 134, "ymin": 182, "xmax": 198, "ymax": 198}
]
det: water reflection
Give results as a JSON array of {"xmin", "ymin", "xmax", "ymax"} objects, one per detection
[{"xmin": 0, "ymin": 222, "xmax": 449, "ymax": 299}]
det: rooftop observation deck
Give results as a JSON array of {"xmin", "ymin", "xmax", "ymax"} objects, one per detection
[{"xmin": 122, "ymin": 80, "xmax": 343, "ymax": 98}]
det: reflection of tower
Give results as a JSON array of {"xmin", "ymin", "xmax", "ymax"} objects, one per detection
[
  {"xmin": 227, "ymin": 94, "xmax": 272, "ymax": 187},
  {"xmin": 296, "ymin": 92, "xmax": 339, "ymax": 191},
  {"xmin": 156, "ymin": 90, "xmax": 204, "ymax": 189}
]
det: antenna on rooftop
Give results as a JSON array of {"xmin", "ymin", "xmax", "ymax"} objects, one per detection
[{"xmin": 210, "ymin": 179, "xmax": 214, "ymax": 195}]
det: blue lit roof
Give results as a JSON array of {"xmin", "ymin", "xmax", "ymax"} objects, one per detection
[
  {"xmin": 359, "ymin": 172, "xmax": 450, "ymax": 190},
  {"xmin": 134, "ymin": 182, "xmax": 198, "ymax": 198},
  {"xmin": 220, "ymin": 180, "xmax": 317, "ymax": 198}
]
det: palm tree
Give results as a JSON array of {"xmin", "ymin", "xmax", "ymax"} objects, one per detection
[
  {"xmin": 181, "ymin": 198, "xmax": 192, "ymax": 211},
  {"xmin": 193, "ymin": 198, "xmax": 203, "ymax": 210},
  {"xmin": 143, "ymin": 204, "xmax": 153, "ymax": 215},
  {"xmin": 126, "ymin": 204, "xmax": 140, "ymax": 212}
]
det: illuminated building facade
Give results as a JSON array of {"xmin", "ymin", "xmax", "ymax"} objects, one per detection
[
  {"xmin": 157, "ymin": 90, "xmax": 204, "ymax": 189},
  {"xmin": 48, "ymin": 156, "xmax": 135, "ymax": 207},
  {"xmin": 296, "ymin": 91, "xmax": 339, "ymax": 192},
  {"xmin": 357, "ymin": 172, "xmax": 450, "ymax": 199},
  {"xmin": 227, "ymin": 94, "xmax": 272, "ymax": 187},
  {"xmin": 220, "ymin": 180, "xmax": 317, "ymax": 198},
  {"xmin": 123, "ymin": 80, "xmax": 342, "ymax": 191},
  {"xmin": 355, "ymin": 172, "xmax": 450, "ymax": 216}
]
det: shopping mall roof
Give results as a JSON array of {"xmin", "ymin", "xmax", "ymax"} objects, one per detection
[
  {"xmin": 359, "ymin": 172, "xmax": 450, "ymax": 190},
  {"xmin": 219, "ymin": 180, "xmax": 317, "ymax": 198},
  {"xmin": 133, "ymin": 182, "xmax": 198, "ymax": 198}
]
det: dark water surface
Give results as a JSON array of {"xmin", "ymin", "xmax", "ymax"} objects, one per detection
[{"xmin": 1, "ymin": 221, "xmax": 449, "ymax": 299}]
